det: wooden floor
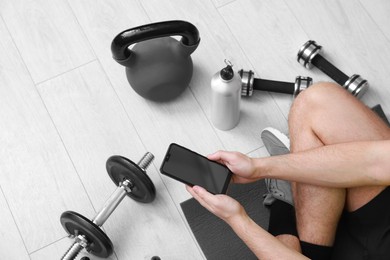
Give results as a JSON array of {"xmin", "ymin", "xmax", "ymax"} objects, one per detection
[{"xmin": 0, "ymin": 0, "xmax": 389, "ymax": 259}]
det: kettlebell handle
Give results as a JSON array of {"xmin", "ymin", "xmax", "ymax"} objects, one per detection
[{"xmin": 111, "ymin": 20, "xmax": 200, "ymax": 63}]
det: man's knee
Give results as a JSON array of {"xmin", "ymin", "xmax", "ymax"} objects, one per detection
[
  {"xmin": 289, "ymin": 82, "xmax": 350, "ymax": 123},
  {"xmin": 292, "ymin": 82, "xmax": 345, "ymax": 112}
]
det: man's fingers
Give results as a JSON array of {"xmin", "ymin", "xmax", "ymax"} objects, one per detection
[
  {"xmin": 207, "ymin": 150, "xmax": 237, "ymax": 163},
  {"xmin": 186, "ymin": 185, "xmax": 214, "ymax": 212},
  {"xmin": 193, "ymin": 186, "xmax": 218, "ymax": 203},
  {"xmin": 207, "ymin": 150, "xmax": 223, "ymax": 161},
  {"xmin": 186, "ymin": 185, "xmax": 222, "ymax": 212}
]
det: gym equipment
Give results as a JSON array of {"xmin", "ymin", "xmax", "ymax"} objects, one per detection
[
  {"xmin": 238, "ymin": 69, "xmax": 312, "ymax": 97},
  {"xmin": 60, "ymin": 153, "xmax": 156, "ymax": 260},
  {"xmin": 111, "ymin": 20, "xmax": 200, "ymax": 102},
  {"xmin": 297, "ymin": 40, "xmax": 368, "ymax": 98}
]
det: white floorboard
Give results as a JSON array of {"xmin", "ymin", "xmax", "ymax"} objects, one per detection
[{"xmin": 0, "ymin": 0, "xmax": 95, "ymax": 83}]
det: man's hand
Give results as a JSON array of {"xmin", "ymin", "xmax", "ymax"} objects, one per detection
[
  {"xmin": 207, "ymin": 150, "xmax": 259, "ymax": 184},
  {"xmin": 186, "ymin": 185, "xmax": 246, "ymax": 224}
]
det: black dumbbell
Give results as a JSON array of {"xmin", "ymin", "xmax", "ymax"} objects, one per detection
[
  {"xmin": 238, "ymin": 69, "xmax": 313, "ymax": 98},
  {"xmin": 297, "ymin": 40, "xmax": 368, "ymax": 98},
  {"xmin": 60, "ymin": 153, "xmax": 156, "ymax": 260}
]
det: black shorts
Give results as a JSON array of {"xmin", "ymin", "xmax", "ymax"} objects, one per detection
[{"xmin": 331, "ymin": 187, "xmax": 390, "ymax": 260}]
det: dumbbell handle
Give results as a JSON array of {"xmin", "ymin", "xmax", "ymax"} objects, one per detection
[
  {"xmin": 92, "ymin": 152, "xmax": 154, "ymax": 227},
  {"xmin": 312, "ymin": 55, "xmax": 349, "ymax": 87},
  {"xmin": 92, "ymin": 180, "xmax": 130, "ymax": 227},
  {"xmin": 61, "ymin": 235, "xmax": 88, "ymax": 260},
  {"xmin": 253, "ymin": 78, "xmax": 295, "ymax": 95}
]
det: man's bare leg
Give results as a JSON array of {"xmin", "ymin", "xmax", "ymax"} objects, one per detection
[{"xmin": 288, "ymin": 82, "xmax": 390, "ymax": 249}]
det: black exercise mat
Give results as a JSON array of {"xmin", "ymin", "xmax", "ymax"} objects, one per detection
[
  {"xmin": 180, "ymin": 180, "xmax": 269, "ymax": 260},
  {"xmin": 371, "ymin": 104, "xmax": 390, "ymax": 126}
]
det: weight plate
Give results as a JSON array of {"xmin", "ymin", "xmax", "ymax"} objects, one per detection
[
  {"xmin": 60, "ymin": 211, "xmax": 113, "ymax": 258},
  {"xmin": 106, "ymin": 155, "xmax": 156, "ymax": 203}
]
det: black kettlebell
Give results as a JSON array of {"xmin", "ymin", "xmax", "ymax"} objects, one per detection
[{"xmin": 111, "ymin": 20, "xmax": 200, "ymax": 101}]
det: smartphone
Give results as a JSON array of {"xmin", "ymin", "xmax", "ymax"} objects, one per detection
[{"xmin": 160, "ymin": 143, "xmax": 232, "ymax": 194}]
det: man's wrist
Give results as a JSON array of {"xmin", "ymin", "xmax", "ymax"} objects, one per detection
[
  {"xmin": 225, "ymin": 210, "xmax": 251, "ymax": 230},
  {"xmin": 252, "ymin": 157, "xmax": 270, "ymax": 179}
]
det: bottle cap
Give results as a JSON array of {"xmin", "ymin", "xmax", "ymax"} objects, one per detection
[{"xmin": 220, "ymin": 60, "xmax": 234, "ymax": 80}]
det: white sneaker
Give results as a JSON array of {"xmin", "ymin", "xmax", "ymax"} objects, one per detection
[{"xmin": 261, "ymin": 127, "xmax": 294, "ymax": 206}]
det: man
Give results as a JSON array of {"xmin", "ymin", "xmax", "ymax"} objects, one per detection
[{"xmin": 187, "ymin": 82, "xmax": 390, "ymax": 259}]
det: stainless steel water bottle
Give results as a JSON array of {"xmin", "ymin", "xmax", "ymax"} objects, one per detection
[{"xmin": 211, "ymin": 60, "xmax": 242, "ymax": 130}]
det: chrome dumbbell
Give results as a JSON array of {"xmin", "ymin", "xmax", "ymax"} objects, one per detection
[
  {"xmin": 297, "ymin": 40, "xmax": 368, "ymax": 98},
  {"xmin": 238, "ymin": 69, "xmax": 312, "ymax": 97},
  {"xmin": 60, "ymin": 153, "xmax": 156, "ymax": 260}
]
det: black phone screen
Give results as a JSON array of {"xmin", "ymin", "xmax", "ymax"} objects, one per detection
[{"xmin": 160, "ymin": 143, "xmax": 232, "ymax": 194}]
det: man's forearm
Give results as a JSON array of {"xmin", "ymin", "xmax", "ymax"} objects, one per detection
[
  {"xmin": 255, "ymin": 140, "xmax": 390, "ymax": 187},
  {"xmin": 228, "ymin": 214, "xmax": 308, "ymax": 259}
]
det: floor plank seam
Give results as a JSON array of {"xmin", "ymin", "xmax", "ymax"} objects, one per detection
[
  {"xmin": 357, "ymin": 0, "xmax": 390, "ymax": 46},
  {"xmin": 216, "ymin": 1, "xmax": 258, "ymax": 73},
  {"xmin": 270, "ymin": 93, "xmax": 290, "ymax": 122},
  {"xmin": 214, "ymin": 0, "xmax": 237, "ymax": 9},
  {"xmin": 246, "ymin": 144, "xmax": 266, "ymax": 156},
  {"xmin": 282, "ymin": 0, "xmax": 310, "ymax": 40},
  {"xmin": 0, "ymin": 12, "xmax": 97, "ymax": 88},
  {"xmin": 29, "ymin": 236, "xmax": 68, "ymax": 257},
  {"xmin": 0, "ymin": 14, "xmax": 36, "ymax": 87},
  {"xmin": 34, "ymin": 59, "xmax": 97, "ymax": 86},
  {"xmin": 64, "ymin": 0, "xmax": 100, "ymax": 60},
  {"xmin": 0, "ymin": 186, "xmax": 31, "ymax": 259},
  {"xmin": 138, "ymin": 0, "xmax": 153, "ymax": 23}
]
